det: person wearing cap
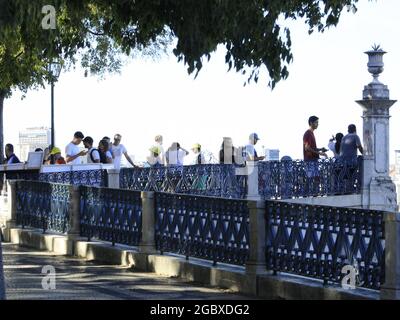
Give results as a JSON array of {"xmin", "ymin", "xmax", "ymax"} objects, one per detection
[
  {"xmin": 147, "ymin": 146, "xmax": 163, "ymax": 167},
  {"xmin": 151, "ymin": 135, "xmax": 165, "ymax": 165},
  {"xmin": 65, "ymin": 131, "xmax": 87, "ymax": 164},
  {"xmin": 47, "ymin": 147, "xmax": 66, "ymax": 165},
  {"xmin": 245, "ymin": 133, "xmax": 265, "ymax": 161},
  {"xmin": 82, "ymin": 136, "xmax": 100, "ymax": 163},
  {"xmin": 110, "ymin": 134, "xmax": 136, "ymax": 169},
  {"xmin": 189, "ymin": 143, "xmax": 206, "ymax": 165}
]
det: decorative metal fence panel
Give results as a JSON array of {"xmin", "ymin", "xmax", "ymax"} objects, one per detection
[
  {"xmin": 265, "ymin": 201, "xmax": 385, "ymax": 290},
  {"xmin": 3, "ymin": 169, "xmax": 107, "ymax": 187},
  {"xmin": 80, "ymin": 186, "xmax": 142, "ymax": 246},
  {"xmin": 15, "ymin": 181, "xmax": 71, "ymax": 233},
  {"xmin": 155, "ymin": 192, "xmax": 249, "ymax": 265},
  {"xmin": 259, "ymin": 158, "xmax": 362, "ymax": 199},
  {"xmin": 5, "ymin": 170, "xmax": 40, "ymax": 181},
  {"xmin": 120, "ymin": 164, "xmax": 247, "ymax": 199},
  {"xmin": 39, "ymin": 170, "xmax": 107, "ymax": 187}
]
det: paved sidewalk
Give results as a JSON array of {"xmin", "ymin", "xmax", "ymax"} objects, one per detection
[
  {"xmin": 1, "ymin": 243, "xmax": 253, "ymax": 300},
  {"xmin": 0, "ymin": 240, "xmax": 5, "ymax": 300}
]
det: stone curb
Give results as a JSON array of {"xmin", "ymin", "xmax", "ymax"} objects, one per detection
[{"xmin": 7, "ymin": 227, "xmax": 379, "ymax": 300}]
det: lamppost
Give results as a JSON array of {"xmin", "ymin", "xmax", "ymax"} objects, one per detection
[{"xmin": 47, "ymin": 61, "xmax": 62, "ymax": 150}]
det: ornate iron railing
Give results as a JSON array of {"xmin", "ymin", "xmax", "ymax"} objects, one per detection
[
  {"xmin": 155, "ymin": 192, "xmax": 249, "ymax": 265},
  {"xmin": 5, "ymin": 170, "xmax": 40, "ymax": 181},
  {"xmin": 120, "ymin": 164, "xmax": 247, "ymax": 199},
  {"xmin": 39, "ymin": 170, "xmax": 107, "ymax": 187},
  {"xmin": 265, "ymin": 201, "xmax": 385, "ymax": 290},
  {"xmin": 80, "ymin": 186, "xmax": 142, "ymax": 246},
  {"xmin": 15, "ymin": 180, "xmax": 71, "ymax": 234},
  {"xmin": 259, "ymin": 158, "xmax": 362, "ymax": 199},
  {"xmin": 4, "ymin": 169, "xmax": 107, "ymax": 187}
]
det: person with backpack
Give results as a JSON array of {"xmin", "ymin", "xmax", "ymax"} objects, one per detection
[{"xmin": 83, "ymin": 136, "xmax": 100, "ymax": 163}]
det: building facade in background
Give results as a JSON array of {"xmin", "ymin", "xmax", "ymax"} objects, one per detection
[{"xmin": 18, "ymin": 127, "xmax": 51, "ymax": 161}]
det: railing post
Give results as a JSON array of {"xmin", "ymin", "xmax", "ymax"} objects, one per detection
[
  {"xmin": 245, "ymin": 161, "xmax": 260, "ymax": 200},
  {"xmin": 67, "ymin": 185, "xmax": 81, "ymax": 238},
  {"xmin": 381, "ymin": 212, "xmax": 400, "ymax": 299},
  {"xmin": 6, "ymin": 180, "xmax": 17, "ymax": 229},
  {"xmin": 107, "ymin": 169, "xmax": 120, "ymax": 189},
  {"xmin": 139, "ymin": 191, "xmax": 156, "ymax": 254},
  {"xmin": 246, "ymin": 200, "xmax": 266, "ymax": 274}
]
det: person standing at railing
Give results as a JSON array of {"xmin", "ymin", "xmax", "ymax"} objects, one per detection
[
  {"xmin": 65, "ymin": 131, "xmax": 87, "ymax": 164},
  {"xmin": 4, "ymin": 144, "xmax": 21, "ymax": 164},
  {"xmin": 245, "ymin": 133, "xmax": 265, "ymax": 161},
  {"xmin": 339, "ymin": 124, "xmax": 364, "ymax": 193},
  {"xmin": 339, "ymin": 124, "xmax": 364, "ymax": 163},
  {"xmin": 45, "ymin": 147, "xmax": 66, "ymax": 165},
  {"xmin": 98, "ymin": 139, "xmax": 113, "ymax": 164},
  {"xmin": 147, "ymin": 146, "xmax": 163, "ymax": 167},
  {"xmin": 303, "ymin": 116, "xmax": 328, "ymax": 195},
  {"xmin": 151, "ymin": 135, "xmax": 166, "ymax": 165},
  {"xmin": 219, "ymin": 137, "xmax": 241, "ymax": 164},
  {"xmin": 82, "ymin": 136, "xmax": 100, "ymax": 163},
  {"xmin": 328, "ymin": 133, "xmax": 344, "ymax": 159},
  {"xmin": 165, "ymin": 142, "xmax": 189, "ymax": 166},
  {"xmin": 188, "ymin": 143, "xmax": 206, "ymax": 165},
  {"xmin": 110, "ymin": 134, "xmax": 136, "ymax": 169},
  {"xmin": 303, "ymin": 116, "xmax": 328, "ymax": 160}
]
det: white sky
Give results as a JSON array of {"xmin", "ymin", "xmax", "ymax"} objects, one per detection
[{"xmin": 4, "ymin": 0, "xmax": 400, "ymax": 164}]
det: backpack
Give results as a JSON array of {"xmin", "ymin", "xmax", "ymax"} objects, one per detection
[{"xmin": 90, "ymin": 148, "xmax": 107, "ymax": 164}]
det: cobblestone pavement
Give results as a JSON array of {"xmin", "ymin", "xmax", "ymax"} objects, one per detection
[{"xmin": 1, "ymin": 243, "xmax": 253, "ymax": 300}]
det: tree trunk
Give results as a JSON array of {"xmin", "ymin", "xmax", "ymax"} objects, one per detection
[
  {"xmin": 0, "ymin": 92, "xmax": 4, "ymax": 164},
  {"xmin": 0, "ymin": 92, "xmax": 4, "ymax": 194}
]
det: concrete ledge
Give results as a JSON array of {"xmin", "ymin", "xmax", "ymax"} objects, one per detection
[
  {"xmin": 5, "ymin": 227, "xmax": 379, "ymax": 300},
  {"xmin": 279, "ymin": 194, "xmax": 362, "ymax": 208}
]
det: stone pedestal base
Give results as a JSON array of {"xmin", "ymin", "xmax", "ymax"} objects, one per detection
[{"xmin": 364, "ymin": 176, "xmax": 398, "ymax": 212}]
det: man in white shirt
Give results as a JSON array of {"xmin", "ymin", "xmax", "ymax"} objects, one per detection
[
  {"xmin": 110, "ymin": 134, "xmax": 135, "ymax": 169},
  {"xmin": 245, "ymin": 133, "xmax": 265, "ymax": 161},
  {"xmin": 83, "ymin": 136, "xmax": 100, "ymax": 163},
  {"xmin": 65, "ymin": 131, "xmax": 87, "ymax": 164}
]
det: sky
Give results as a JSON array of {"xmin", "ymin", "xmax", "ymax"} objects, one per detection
[{"xmin": 4, "ymin": 0, "xmax": 400, "ymax": 164}]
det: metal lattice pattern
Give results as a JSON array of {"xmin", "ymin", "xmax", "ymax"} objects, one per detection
[
  {"xmin": 120, "ymin": 164, "xmax": 246, "ymax": 199},
  {"xmin": 39, "ymin": 170, "xmax": 107, "ymax": 187},
  {"xmin": 15, "ymin": 181, "xmax": 71, "ymax": 233},
  {"xmin": 259, "ymin": 158, "xmax": 362, "ymax": 199},
  {"xmin": 80, "ymin": 186, "xmax": 142, "ymax": 246},
  {"xmin": 5, "ymin": 170, "xmax": 40, "ymax": 181},
  {"xmin": 155, "ymin": 192, "xmax": 249, "ymax": 265},
  {"xmin": 265, "ymin": 201, "xmax": 385, "ymax": 290}
]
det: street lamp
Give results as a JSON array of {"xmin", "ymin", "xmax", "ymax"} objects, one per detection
[{"xmin": 47, "ymin": 61, "xmax": 62, "ymax": 150}]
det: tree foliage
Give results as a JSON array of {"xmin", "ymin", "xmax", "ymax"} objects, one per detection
[
  {"xmin": 1, "ymin": 0, "xmax": 360, "ymax": 89},
  {"xmin": 0, "ymin": 0, "xmax": 362, "ymax": 162}
]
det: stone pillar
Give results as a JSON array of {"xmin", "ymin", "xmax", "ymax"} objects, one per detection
[
  {"xmin": 107, "ymin": 169, "xmax": 120, "ymax": 189},
  {"xmin": 356, "ymin": 47, "xmax": 398, "ymax": 212},
  {"xmin": 246, "ymin": 200, "xmax": 266, "ymax": 274},
  {"xmin": 381, "ymin": 212, "xmax": 400, "ymax": 299},
  {"xmin": 139, "ymin": 191, "xmax": 156, "ymax": 254},
  {"xmin": 245, "ymin": 161, "xmax": 260, "ymax": 201},
  {"xmin": 67, "ymin": 185, "xmax": 81, "ymax": 238},
  {"xmin": 6, "ymin": 180, "xmax": 17, "ymax": 228}
]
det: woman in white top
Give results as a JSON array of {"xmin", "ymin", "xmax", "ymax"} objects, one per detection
[
  {"xmin": 328, "ymin": 133, "xmax": 344, "ymax": 158},
  {"xmin": 165, "ymin": 142, "xmax": 189, "ymax": 166}
]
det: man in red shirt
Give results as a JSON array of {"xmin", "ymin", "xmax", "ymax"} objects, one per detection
[
  {"xmin": 303, "ymin": 116, "xmax": 327, "ymax": 161},
  {"xmin": 303, "ymin": 116, "xmax": 327, "ymax": 196}
]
